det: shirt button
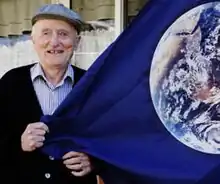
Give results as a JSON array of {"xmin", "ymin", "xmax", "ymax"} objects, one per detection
[
  {"xmin": 45, "ymin": 173, "xmax": 51, "ymax": 179},
  {"xmin": 49, "ymin": 156, "xmax": 54, "ymax": 160}
]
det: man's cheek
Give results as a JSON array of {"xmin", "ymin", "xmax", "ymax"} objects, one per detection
[
  {"xmin": 41, "ymin": 42, "xmax": 49, "ymax": 49},
  {"xmin": 35, "ymin": 41, "xmax": 49, "ymax": 49},
  {"xmin": 64, "ymin": 44, "xmax": 74, "ymax": 51}
]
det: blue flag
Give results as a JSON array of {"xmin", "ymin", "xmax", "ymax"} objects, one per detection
[{"xmin": 41, "ymin": 0, "xmax": 220, "ymax": 183}]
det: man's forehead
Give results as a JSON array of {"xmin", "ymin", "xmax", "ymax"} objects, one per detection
[
  {"xmin": 40, "ymin": 27, "xmax": 72, "ymax": 32},
  {"xmin": 34, "ymin": 19, "xmax": 75, "ymax": 31}
]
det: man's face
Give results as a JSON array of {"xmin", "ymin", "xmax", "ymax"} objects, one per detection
[{"xmin": 32, "ymin": 19, "xmax": 79, "ymax": 68}]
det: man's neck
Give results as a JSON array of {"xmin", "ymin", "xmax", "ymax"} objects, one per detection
[{"xmin": 41, "ymin": 64, "xmax": 68, "ymax": 86}]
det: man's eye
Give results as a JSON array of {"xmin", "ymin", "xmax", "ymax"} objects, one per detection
[{"xmin": 59, "ymin": 32, "xmax": 68, "ymax": 36}]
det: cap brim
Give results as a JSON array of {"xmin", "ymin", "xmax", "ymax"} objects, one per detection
[{"xmin": 32, "ymin": 14, "xmax": 85, "ymax": 33}]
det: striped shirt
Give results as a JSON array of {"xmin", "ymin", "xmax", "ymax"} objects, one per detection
[{"xmin": 30, "ymin": 63, "xmax": 74, "ymax": 115}]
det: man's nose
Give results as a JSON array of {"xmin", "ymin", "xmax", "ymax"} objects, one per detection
[{"xmin": 49, "ymin": 33, "xmax": 59, "ymax": 47}]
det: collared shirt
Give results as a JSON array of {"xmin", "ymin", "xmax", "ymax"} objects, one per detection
[{"xmin": 30, "ymin": 63, "xmax": 74, "ymax": 115}]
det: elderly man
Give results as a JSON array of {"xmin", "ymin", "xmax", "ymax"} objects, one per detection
[{"xmin": 0, "ymin": 3, "xmax": 97, "ymax": 184}]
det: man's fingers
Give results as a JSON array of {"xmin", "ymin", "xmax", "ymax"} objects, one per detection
[
  {"xmin": 28, "ymin": 135, "xmax": 45, "ymax": 143},
  {"xmin": 21, "ymin": 122, "xmax": 48, "ymax": 152},
  {"xmin": 65, "ymin": 163, "xmax": 82, "ymax": 170},
  {"xmin": 62, "ymin": 151, "xmax": 83, "ymax": 159},
  {"xmin": 65, "ymin": 161, "xmax": 90, "ymax": 170},
  {"xmin": 35, "ymin": 141, "xmax": 44, "ymax": 148},
  {"xmin": 29, "ymin": 141, "xmax": 44, "ymax": 148},
  {"xmin": 71, "ymin": 167, "xmax": 91, "ymax": 177},
  {"xmin": 62, "ymin": 151, "xmax": 92, "ymax": 177},
  {"xmin": 63, "ymin": 156, "xmax": 89, "ymax": 165},
  {"xmin": 27, "ymin": 122, "xmax": 49, "ymax": 132},
  {"xmin": 28, "ymin": 129, "xmax": 46, "ymax": 136},
  {"xmin": 63, "ymin": 157, "xmax": 81, "ymax": 165}
]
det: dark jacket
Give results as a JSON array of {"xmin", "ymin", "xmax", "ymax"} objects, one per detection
[{"xmin": 0, "ymin": 64, "xmax": 97, "ymax": 184}]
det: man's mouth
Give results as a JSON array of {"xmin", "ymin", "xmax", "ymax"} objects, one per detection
[{"xmin": 47, "ymin": 50, "xmax": 64, "ymax": 54}]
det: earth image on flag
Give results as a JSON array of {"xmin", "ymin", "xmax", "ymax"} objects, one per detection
[{"xmin": 150, "ymin": 2, "xmax": 220, "ymax": 154}]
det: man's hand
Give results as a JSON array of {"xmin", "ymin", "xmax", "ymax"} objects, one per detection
[
  {"xmin": 63, "ymin": 151, "xmax": 92, "ymax": 177},
  {"xmin": 21, "ymin": 122, "xmax": 49, "ymax": 152}
]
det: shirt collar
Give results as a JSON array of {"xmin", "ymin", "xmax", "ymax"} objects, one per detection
[{"xmin": 31, "ymin": 63, "xmax": 74, "ymax": 86}]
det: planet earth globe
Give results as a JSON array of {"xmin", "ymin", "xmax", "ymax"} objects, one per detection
[{"xmin": 150, "ymin": 2, "xmax": 220, "ymax": 154}]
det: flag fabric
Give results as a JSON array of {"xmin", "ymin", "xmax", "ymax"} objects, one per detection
[{"xmin": 40, "ymin": 0, "xmax": 220, "ymax": 183}]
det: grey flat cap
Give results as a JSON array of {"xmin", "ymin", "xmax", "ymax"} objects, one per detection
[{"xmin": 32, "ymin": 3, "xmax": 84, "ymax": 33}]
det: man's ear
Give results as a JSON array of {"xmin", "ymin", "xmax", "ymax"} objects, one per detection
[
  {"xmin": 74, "ymin": 35, "xmax": 81, "ymax": 50},
  {"xmin": 31, "ymin": 33, "xmax": 35, "ymax": 44}
]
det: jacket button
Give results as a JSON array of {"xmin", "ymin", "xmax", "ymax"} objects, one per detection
[
  {"xmin": 45, "ymin": 173, "xmax": 51, "ymax": 179},
  {"xmin": 49, "ymin": 156, "xmax": 54, "ymax": 160}
]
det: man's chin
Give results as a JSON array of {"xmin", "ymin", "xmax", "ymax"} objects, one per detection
[{"xmin": 45, "ymin": 60, "xmax": 70, "ymax": 68}]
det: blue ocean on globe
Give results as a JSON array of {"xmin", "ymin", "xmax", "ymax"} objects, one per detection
[{"xmin": 150, "ymin": 2, "xmax": 220, "ymax": 154}]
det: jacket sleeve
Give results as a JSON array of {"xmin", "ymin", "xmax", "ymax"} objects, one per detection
[{"xmin": 0, "ymin": 71, "xmax": 25, "ymax": 179}]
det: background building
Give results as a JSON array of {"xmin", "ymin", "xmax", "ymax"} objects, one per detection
[{"xmin": 0, "ymin": 0, "xmax": 148, "ymax": 77}]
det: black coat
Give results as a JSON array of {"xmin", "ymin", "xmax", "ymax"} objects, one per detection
[{"xmin": 0, "ymin": 64, "xmax": 97, "ymax": 184}]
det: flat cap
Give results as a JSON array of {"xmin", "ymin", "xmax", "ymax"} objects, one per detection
[{"xmin": 32, "ymin": 3, "xmax": 84, "ymax": 33}]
